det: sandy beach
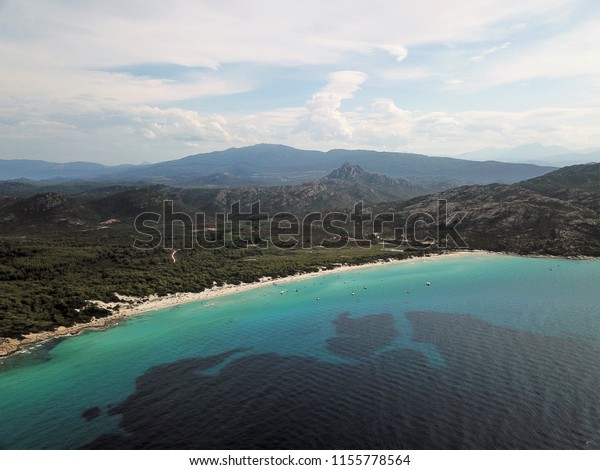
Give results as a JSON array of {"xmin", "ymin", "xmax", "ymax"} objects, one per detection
[{"xmin": 0, "ymin": 250, "xmax": 487, "ymax": 358}]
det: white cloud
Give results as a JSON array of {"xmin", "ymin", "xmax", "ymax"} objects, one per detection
[
  {"xmin": 470, "ymin": 41, "xmax": 511, "ymax": 61},
  {"xmin": 321, "ymin": 71, "xmax": 368, "ymax": 99},
  {"xmin": 1, "ymin": 0, "xmax": 599, "ymax": 162},
  {"xmin": 480, "ymin": 20, "xmax": 600, "ymax": 85},
  {"xmin": 2, "ymin": 91, "xmax": 600, "ymax": 162},
  {"xmin": 0, "ymin": 43, "xmax": 253, "ymax": 106},
  {"xmin": 379, "ymin": 44, "xmax": 409, "ymax": 63},
  {"xmin": 0, "ymin": 0, "xmax": 580, "ymax": 72},
  {"xmin": 379, "ymin": 67, "xmax": 430, "ymax": 82},
  {"xmin": 295, "ymin": 71, "xmax": 367, "ymax": 141},
  {"xmin": 130, "ymin": 106, "xmax": 237, "ymax": 143},
  {"xmin": 291, "ymin": 95, "xmax": 600, "ymax": 155},
  {"xmin": 374, "ymin": 106, "xmax": 600, "ymax": 154}
]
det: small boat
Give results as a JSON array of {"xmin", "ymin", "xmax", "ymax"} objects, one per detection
[{"xmin": 425, "ymin": 281, "xmax": 431, "ymax": 286}]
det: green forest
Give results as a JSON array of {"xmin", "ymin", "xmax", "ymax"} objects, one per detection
[{"xmin": 0, "ymin": 238, "xmax": 427, "ymax": 339}]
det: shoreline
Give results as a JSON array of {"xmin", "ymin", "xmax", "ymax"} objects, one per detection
[{"xmin": 0, "ymin": 249, "xmax": 589, "ymax": 359}]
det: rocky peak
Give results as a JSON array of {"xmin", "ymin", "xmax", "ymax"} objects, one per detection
[{"xmin": 324, "ymin": 163, "xmax": 367, "ymax": 181}]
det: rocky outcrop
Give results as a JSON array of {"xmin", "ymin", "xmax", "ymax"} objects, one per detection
[{"xmin": 384, "ymin": 165, "xmax": 600, "ymax": 256}]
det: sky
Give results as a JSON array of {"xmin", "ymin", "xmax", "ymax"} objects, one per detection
[{"xmin": 1, "ymin": 0, "xmax": 600, "ymax": 164}]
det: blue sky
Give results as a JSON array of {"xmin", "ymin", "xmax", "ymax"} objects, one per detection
[{"xmin": 1, "ymin": 0, "xmax": 599, "ymax": 164}]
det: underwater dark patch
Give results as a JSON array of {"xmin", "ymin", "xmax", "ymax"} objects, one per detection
[{"xmin": 83, "ymin": 312, "xmax": 600, "ymax": 449}]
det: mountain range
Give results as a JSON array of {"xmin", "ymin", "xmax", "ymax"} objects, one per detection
[
  {"xmin": 0, "ymin": 160, "xmax": 598, "ymax": 256},
  {"xmin": 0, "ymin": 163, "xmax": 434, "ymax": 233},
  {"xmin": 0, "ymin": 144, "xmax": 556, "ymax": 188}
]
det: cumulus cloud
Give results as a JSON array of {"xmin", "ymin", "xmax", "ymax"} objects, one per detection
[
  {"xmin": 291, "ymin": 92, "xmax": 600, "ymax": 155},
  {"xmin": 321, "ymin": 71, "xmax": 368, "ymax": 98},
  {"xmin": 387, "ymin": 106, "xmax": 600, "ymax": 154},
  {"xmin": 295, "ymin": 71, "xmax": 367, "ymax": 141},
  {"xmin": 353, "ymin": 99, "xmax": 413, "ymax": 145},
  {"xmin": 2, "ymin": 90, "xmax": 599, "ymax": 162},
  {"xmin": 131, "ymin": 106, "xmax": 236, "ymax": 143}
]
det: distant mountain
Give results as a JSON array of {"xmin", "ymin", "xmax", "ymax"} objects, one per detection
[
  {"xmin": 454, "ymin": 143, "xmax": 598, "ymax": 167},
  {"xmin": 146, "ymin": 144, "xmax": 553, "ymax": 185},
  {"xmin": 182, "ymin": 159, "xmax": 310, "ymax": 187},
  {"xmin": 455, "ymin": 143, "xmax": 571, "ymax": 161},
  {"xmin": 1, "ymin": 144, "xmax": 556, "ymax": 187},
  {"xmin": 529, "ymin": 150, "xmax": 600, "ymax": 168},
  {"xmin": 105, "ymin": 144, "xmax": 324, "ymax": 184},
  {"xmin": 0, "ymin": 159, "xmax": 142, "ymax": 181}
]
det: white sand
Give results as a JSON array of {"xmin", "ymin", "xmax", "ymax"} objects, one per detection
[{"xmin": 0, "ymin": 250, "xmax": 487, "ymax": 358}]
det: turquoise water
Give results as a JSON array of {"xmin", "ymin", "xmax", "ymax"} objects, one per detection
[{"xmin": 0, "ymin": 254, "xmax": 599, "ymax": 449}]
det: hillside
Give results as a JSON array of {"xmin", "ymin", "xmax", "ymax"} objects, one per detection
[
  {"xmin": 517, "ymin": 163, "xmax": 599, "ymax": 214},
  {"xmin": 0, "ymin": 164, "xmax": 431, "ymax": 235},
  {"xmin": 0, "ymin": 162, "xmax": 597, "ymax": 256},
  {"xmin": 382, "ymin": 163, "xmax": 600, "ymax": 256}
]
